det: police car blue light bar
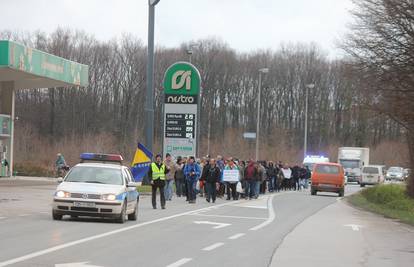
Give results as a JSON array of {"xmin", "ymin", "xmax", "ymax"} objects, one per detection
[{"xmin": 80, "ymin": 153, "xmax": 123, "ymax": 163}]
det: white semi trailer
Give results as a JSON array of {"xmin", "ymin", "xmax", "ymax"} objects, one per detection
[{"xmin": 338, "ymin": 147, "xmax": 370, "ymax": 183}]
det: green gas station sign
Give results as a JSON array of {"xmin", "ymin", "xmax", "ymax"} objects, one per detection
[
  {"xmin": 163, "ymin": 62, "xmax": 201, "ymax": 95},
  {"xmin": 0, "ymin": 40, "xmax": 88, "ymax": 87},
  {"xmin": 163, "ymin": 62, "xmax": 201, "ymax": 158}
]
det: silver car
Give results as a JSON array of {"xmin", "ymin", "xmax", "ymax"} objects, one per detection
[
  {"xmin": 52, "ymin": 162, "xmax": 139, "ymax": 223},
  {"xmin": 386, "ymin": 166, "xmax": 405, "ymax": 181}
]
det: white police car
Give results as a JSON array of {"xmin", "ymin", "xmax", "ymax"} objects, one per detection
[{"xmin": 52, "ymin": 153, "xmax": 139, "ymax": 223}]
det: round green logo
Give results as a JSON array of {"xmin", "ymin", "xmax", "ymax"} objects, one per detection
[{"xmin": 163, "ymin": 62, "xmax": 201, "ymax": 95}]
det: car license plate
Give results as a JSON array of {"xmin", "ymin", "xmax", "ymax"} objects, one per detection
[
  {"xmin": 319, "ymin": 184, "xmax": 334, "ymax": 187},
  {"xmin": 74, "ymin": 202, "xmax": 95, "ymax": 208}
]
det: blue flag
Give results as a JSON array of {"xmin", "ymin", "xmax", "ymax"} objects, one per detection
[{"xmin": 130, "ymin": 143, "xmax": 153, "ymax": 182}]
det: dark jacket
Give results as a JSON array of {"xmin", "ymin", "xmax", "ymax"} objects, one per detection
[
  {"xmin": 202, "ymin": 165, "xmax": 221, "ymax": 183},
  {"xmin": 292, "ymin": 166, "xmax": 301, "ymax": 180},
  {"xmin": 267, "ymin": 165, "xmax": 277, "ymax": 177},
  {"xmin": 174, "ymin": 163, "xmax": 185, "ymax": 180}
]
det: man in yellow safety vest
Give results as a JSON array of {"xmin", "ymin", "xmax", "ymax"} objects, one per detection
[{"xmin": 148, "ymin": 154, "xmax": 170, "ymax": 209}]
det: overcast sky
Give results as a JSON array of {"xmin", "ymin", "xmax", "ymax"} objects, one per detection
[{"xmin": 0, "ymin": 0, "xmax": 355, "ymax": 57}]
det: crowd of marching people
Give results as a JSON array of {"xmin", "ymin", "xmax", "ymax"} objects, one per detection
[{"xmin": 148, "ymin": 153, "xmax": 312, "ymax": 209}]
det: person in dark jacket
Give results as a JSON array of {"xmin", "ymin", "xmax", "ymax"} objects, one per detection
[
  {"xmin": 267, "ymin": 161, "xmax": 277, "ymax": 192},
  {"xmin": 174, "ymin": 157, "xmax": 185, "ymax": 197},
  {"xmin": 292, "ymin": 164, "xmax": 301, "ymax": 191},
  {"xmin": 202, "ymin": 159, "xmax": 221, "ymax": 203},
  {"xmin": 244, "ymin": 160, "xmax": 258, "ymax": 199}
]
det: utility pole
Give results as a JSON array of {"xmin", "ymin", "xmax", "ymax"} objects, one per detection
[
  {"xmin": 256, "ymin": 68, "xmax": 269, "ymax": 161},
  {"xmin": 304, "ymin": 83, "xmax": 315, "ymax": 158},
  {"xmin": 145, "ymin": 0, "xmax": 160, "ymax": 155}
]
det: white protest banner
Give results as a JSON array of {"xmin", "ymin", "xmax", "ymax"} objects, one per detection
[{"xmin": 222, "ymin": 169, "xmax": 240, "ymax": 182}]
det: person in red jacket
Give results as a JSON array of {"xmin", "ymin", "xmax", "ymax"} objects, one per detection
[{"xmin": 244, "ymin": 160, "xmax": 258, "ymax": 199}]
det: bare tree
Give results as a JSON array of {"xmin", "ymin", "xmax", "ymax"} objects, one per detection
[{"xmin": 343, "ymin": 0, "xmax": 414, "ymax": 196}]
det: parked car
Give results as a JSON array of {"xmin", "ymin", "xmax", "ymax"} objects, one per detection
[
  {"xmin": 360, "ymin": 165, "xmax": 385, "ymax": 187},
  {"xmin": 386, "ymin": 166, "xmax": 405, "ymax": 181},
  {"xmin": 311, "ymin": 163, "xmax": 345, "ymax": 197},
  {"xmin": 403, "ymin": 168, "xmax": 411, "ymax": 180}
]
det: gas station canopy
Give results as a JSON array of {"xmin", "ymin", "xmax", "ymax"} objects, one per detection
[
  {"xmin": 0, "ymin": 40, "xmax": 89, "ymax": 177},
  {"xmin": 0, "ymin": 40, "xmax": 88, "ymax": 89}
]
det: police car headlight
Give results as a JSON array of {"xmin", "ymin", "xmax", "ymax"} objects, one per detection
[
  {"xmin": 102, "ymin": 194, "xmax": 117, "ymax": 201},
  {"xmin": 55, "ymin": 191, "xmax": 70, "ymax": 198}
]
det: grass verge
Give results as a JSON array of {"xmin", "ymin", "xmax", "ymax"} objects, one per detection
[
  {"xmin": 348, "ymin": 184, "xmax": 414, "ymax": 226},
  {"xmin": 137, "ymin": 185, "xmax": 152, "ymax": 194}
]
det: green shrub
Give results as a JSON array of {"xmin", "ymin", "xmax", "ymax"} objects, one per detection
[
  {"xmin": 385, "ymin": 199, "xmax": 414, "ymax": 212},
  {"xmin": 362, "ymin": 184, "xmax": 406, "ymax": 204},
  {"xmin": 350, "ymin": 184, "xmax": 414, "ymax": 225}
]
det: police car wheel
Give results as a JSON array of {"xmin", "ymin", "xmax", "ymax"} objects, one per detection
[
  {"xmin": 116, "ymin": 201, "xmax": 127, "ymax": 224},
  {"xmin": 128, "ymin": 199, "xmax": 139, "ymax": 221},
  {"xmin": 52, "ymin": 210, "xmax": 62, "ymax": 220}
]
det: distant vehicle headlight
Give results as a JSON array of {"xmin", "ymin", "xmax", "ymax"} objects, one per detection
[
  {"xmin": 102, "ymin": 194, "xmax": 117, "ymax": 201},
  {"xmin": 55, "ymin": 191, "xmax": 70, "ymax": 198}
]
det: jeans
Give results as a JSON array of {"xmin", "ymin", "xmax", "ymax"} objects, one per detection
[
  {"xmin": 304, "ymin": 178, "xmax": 309, "ymax": 189},
  {"xmin": 175, "ymin": 179, "xmax": 184, "ymax": 197},
  {"xmin": 245, "ymin": 180, "xmax": 256, "ymax": 198},
  {"xmin": 151, "ymin": 179, "xmax": 166, "ymax": 208},
  {"xmin": 164, "ymin": 179, "xmax": 174, "ymax": 200},
  {"xmin": 255, "ymin": 181, "xmax": 260, "ymax": 198},
  {"xmin": 187, "ymin": 179, "xmax": 197, "ymax": 201},
  {"xmin": 205, "ymin": 182, "xmax": 217, "ymax": 202},
  {"xmin": 268, "ymin": 177, "xmax": 274, "ymax": 192}
]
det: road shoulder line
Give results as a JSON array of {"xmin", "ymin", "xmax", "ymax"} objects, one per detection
[
  {"xmin": 166, "ymin": 258, "xmax": 192, "ymax": 267},
  {"xmin": 0, "ymin": 200, "xmax": 242, "ymax": 267},
  {"xmin": 202, "ymin": 242, "xmax": 224, "ymax": 251}
]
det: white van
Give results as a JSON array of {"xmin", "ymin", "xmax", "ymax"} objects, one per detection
[
  {"xmin": 303, "ymin": 155, "xmax": 329, "ymax": 171},
  {"xmin": 360, "ymin": 165, "xmax": 385, "ymax": 187}
]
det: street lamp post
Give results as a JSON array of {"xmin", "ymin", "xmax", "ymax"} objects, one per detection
[
  {"xmin": 256, "ymin": 68, "xmax": 269, "ymax": 161},
  {"xmin": 304, "ymin": 83, "xmax": 315, "ymax": 158},
  {"xmin": 187, "ymin": 48, "xmax": 193, "ymax": 64},
  {"xmin": 145, "ymin": 0, "xmax": 160, "ymax": 155},
  {"xmin": 186, "ymin": 43, "xmax": 198, "ymax": 64}
]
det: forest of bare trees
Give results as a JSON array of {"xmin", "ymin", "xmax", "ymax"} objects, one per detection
[
  {"xmin": 0, "ymin": 28, "xmax": 407, "ymax": 169},
  {"xmin": 343, "ymin": 0, "xmax": 414, "ymax": 196}
]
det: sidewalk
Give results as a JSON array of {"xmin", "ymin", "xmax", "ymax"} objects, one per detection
[
  {"xmin": 0, "ymin": 175, "xmax": 58, "ymax": 182},
  {"xmin": 270, "ymin": 199, "xmax": 414, "ymax": 267}
]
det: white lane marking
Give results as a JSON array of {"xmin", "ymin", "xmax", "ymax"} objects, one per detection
[
  {"xmin": 189, "ymin": 213, "xmax": 266, "ymax": 220},
  {"xmin": 344, "ymin": 224, "xmax": 362, "ymax": 231},
  {"xmin": 202, "ymin": 242, "xmax": 224, "ymax": 251},
  {"xmin": 166, "ymin": 258, "xmax": 192, "ymax": 267},
  {"xmin": 0, "ymin": 200, "xmax": 242, "ymax": 267},
  {"xmin": 249, "ymin": 194, "xmax": 276, "ymax": 231},
  {"xmin": 18, "ymin": 214, "xmax": 30, "ymax": 217},
  {"xmin": 0, "ymin": 217, "xmax": 6, "ymax": 220},
  {"xmin": 193, "ymin": 221, "xmax": 231, "ymax": 229},
  {"xmin": 237, "ymin": 205, "xmax": 267, "ymax": 209},
  {"xmin": 55, "ymin": 261, "xmax": 102, "ymax": 267},
  {"xmin": 228, "ymin": 233, "xmax": 245, "ymax": 240}
]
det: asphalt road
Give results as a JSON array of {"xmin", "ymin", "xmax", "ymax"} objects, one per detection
[{"xmin": 0, "ymin": 178, "xmax": 373, "ymax": 267}]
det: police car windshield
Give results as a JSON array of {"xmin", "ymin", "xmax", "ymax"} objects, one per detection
[{"xmin": 65, "ymin": 166, "xmax": 123, "ymax": 185}]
